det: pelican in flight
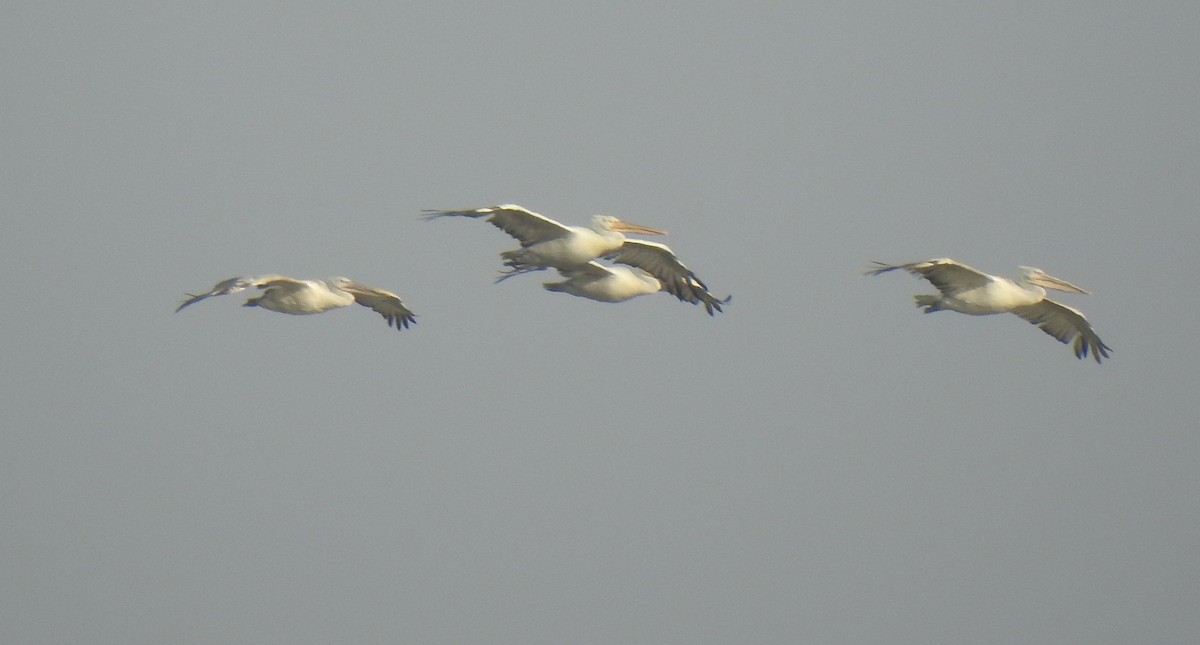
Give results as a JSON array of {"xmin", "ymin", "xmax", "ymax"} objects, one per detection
[
  {"xmin": 176, "ymin": 275, "xmax": 416, "ymax": 331},
  {"xmin": 421, "ymin": 204, "xmax": 666, "ymax": 280},
  {"xmin": 544, "ymin": 240, "xmax": 731, "ymax": 315},
  {"xmin": 867, "ymin": 259, "xmax": 1110, "ymax": 363}
]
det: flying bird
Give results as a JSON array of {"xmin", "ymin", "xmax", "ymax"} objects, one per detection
[
  {"xmin": 867, "ymin": 259, "xmax": 1110, "ymax": 363},
  {"xmin": 421, "ymin": 204, "xmax": 666, "ymax": 280},
  {"xmin": 544, "ymin": 246, "xmax": 730, "ymax": 315},
  {"xmin": 176, "ymin": 275, "xmax": 416, "ymax": 331}
]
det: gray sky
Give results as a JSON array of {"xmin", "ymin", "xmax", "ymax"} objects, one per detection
[{"xmin": 3, "ymin": 2, "xmax": 1199, "ymax": 643}]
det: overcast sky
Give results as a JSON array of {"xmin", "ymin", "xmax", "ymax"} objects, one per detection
[{"xmin": 4, "ymin": 2, "xmax": 1199, "ymax": 643}]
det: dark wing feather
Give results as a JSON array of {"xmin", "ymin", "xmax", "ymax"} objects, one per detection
[
  {"xmin": 605, "ymin": 240, "xmax": 730, "ymax": 315},
  {"xmin": 341, "ymin": 281, "xmax": 417, "ymax": 331},
  {"xmin": 1010, "ymin": 299, "xmax": 1111, "ymax": 363}
]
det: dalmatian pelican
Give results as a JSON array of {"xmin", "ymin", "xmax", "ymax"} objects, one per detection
[
  {"xmin": 176, "ymin": 275, "xmax": 416, "ymax": 331},
  {"xmin": 421, "ymin": 204, "xmax": 666, "ymax": 280},
  {"xmin": 868, "ymin": 259, "xmax": 1110, "ymax": 363}
]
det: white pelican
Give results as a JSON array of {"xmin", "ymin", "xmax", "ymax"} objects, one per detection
[
  {"xmin": 421, "ymin": 204, "xmax": 666, "ymax": 280},
  {"xmin": 544, "ymin": 253, "xmax": 730, "ymax": 315},
  {"xmin": 867, "ymin": 259, "xmax": 1111, "ymax": 363},
  {"xmin": 176, "ymin": 275, "xmax": 416, "ymax": 331}
]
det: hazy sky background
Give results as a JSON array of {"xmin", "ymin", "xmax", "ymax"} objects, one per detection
[{"xmin": 4, "ymin": 2, "xmax": 1199, "ymax": 643}]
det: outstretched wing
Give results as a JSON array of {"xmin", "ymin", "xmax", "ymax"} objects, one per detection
[
  {"xmin": 1010, "ymin": 299, "xmax": 1111, "ymax": 363},
  {"xmin": 338, "ymin": 280, "xmax": 417, "ymax": 331},
  {"xmin": 605, "ymin": 240, "xmax": 730, "ymax": 315},
  {"xmin": 867, "ymin": 259, "xmax": 993, "ymax": 297},
  {"xmin": 421, "ymin": 204, "xmax": 572, "ymax": 247},
  {"xmin": 175, "ymin": 274, "xmax": 291, "ymax": 312}
]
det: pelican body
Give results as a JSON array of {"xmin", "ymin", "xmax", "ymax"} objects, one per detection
[
  {"xmin": 868, "ymin": 259, "xmax": 1110, "ymax": 362},
  {"xmin": 544, "ymin": 262, "xmax": 662, "ymax": 303},
  {"xmin": 421, "ymin": 204, "xmax": 666, "ymax": 279},
  {"xmin": 177, "ymin": 275, "xmax": 416, "ymax": 331},
  {"xmin": 543, "ymin": 239, "xmax": 731, "ymax": 315}
]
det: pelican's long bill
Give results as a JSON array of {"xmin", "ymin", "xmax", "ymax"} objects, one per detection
[
  {"xmin": 1026, "ymin": 270, "xmax": 1090, "ymax": 295},
  {"xmin": 608, "ymin": 220, "xmax": 667, "ymax": 236}
]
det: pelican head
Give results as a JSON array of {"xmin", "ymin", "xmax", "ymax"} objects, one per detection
[
  {"xmin": 326, "ymin": 276, "xmax": 358, "ymax": 292},
  {"xmin": 1019, "ymin": 266, "xmax": 1091, "ymax": 295},
  {"xmin": 589, "ymin": 214, "xmax": 667, "ymax": 236}
]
